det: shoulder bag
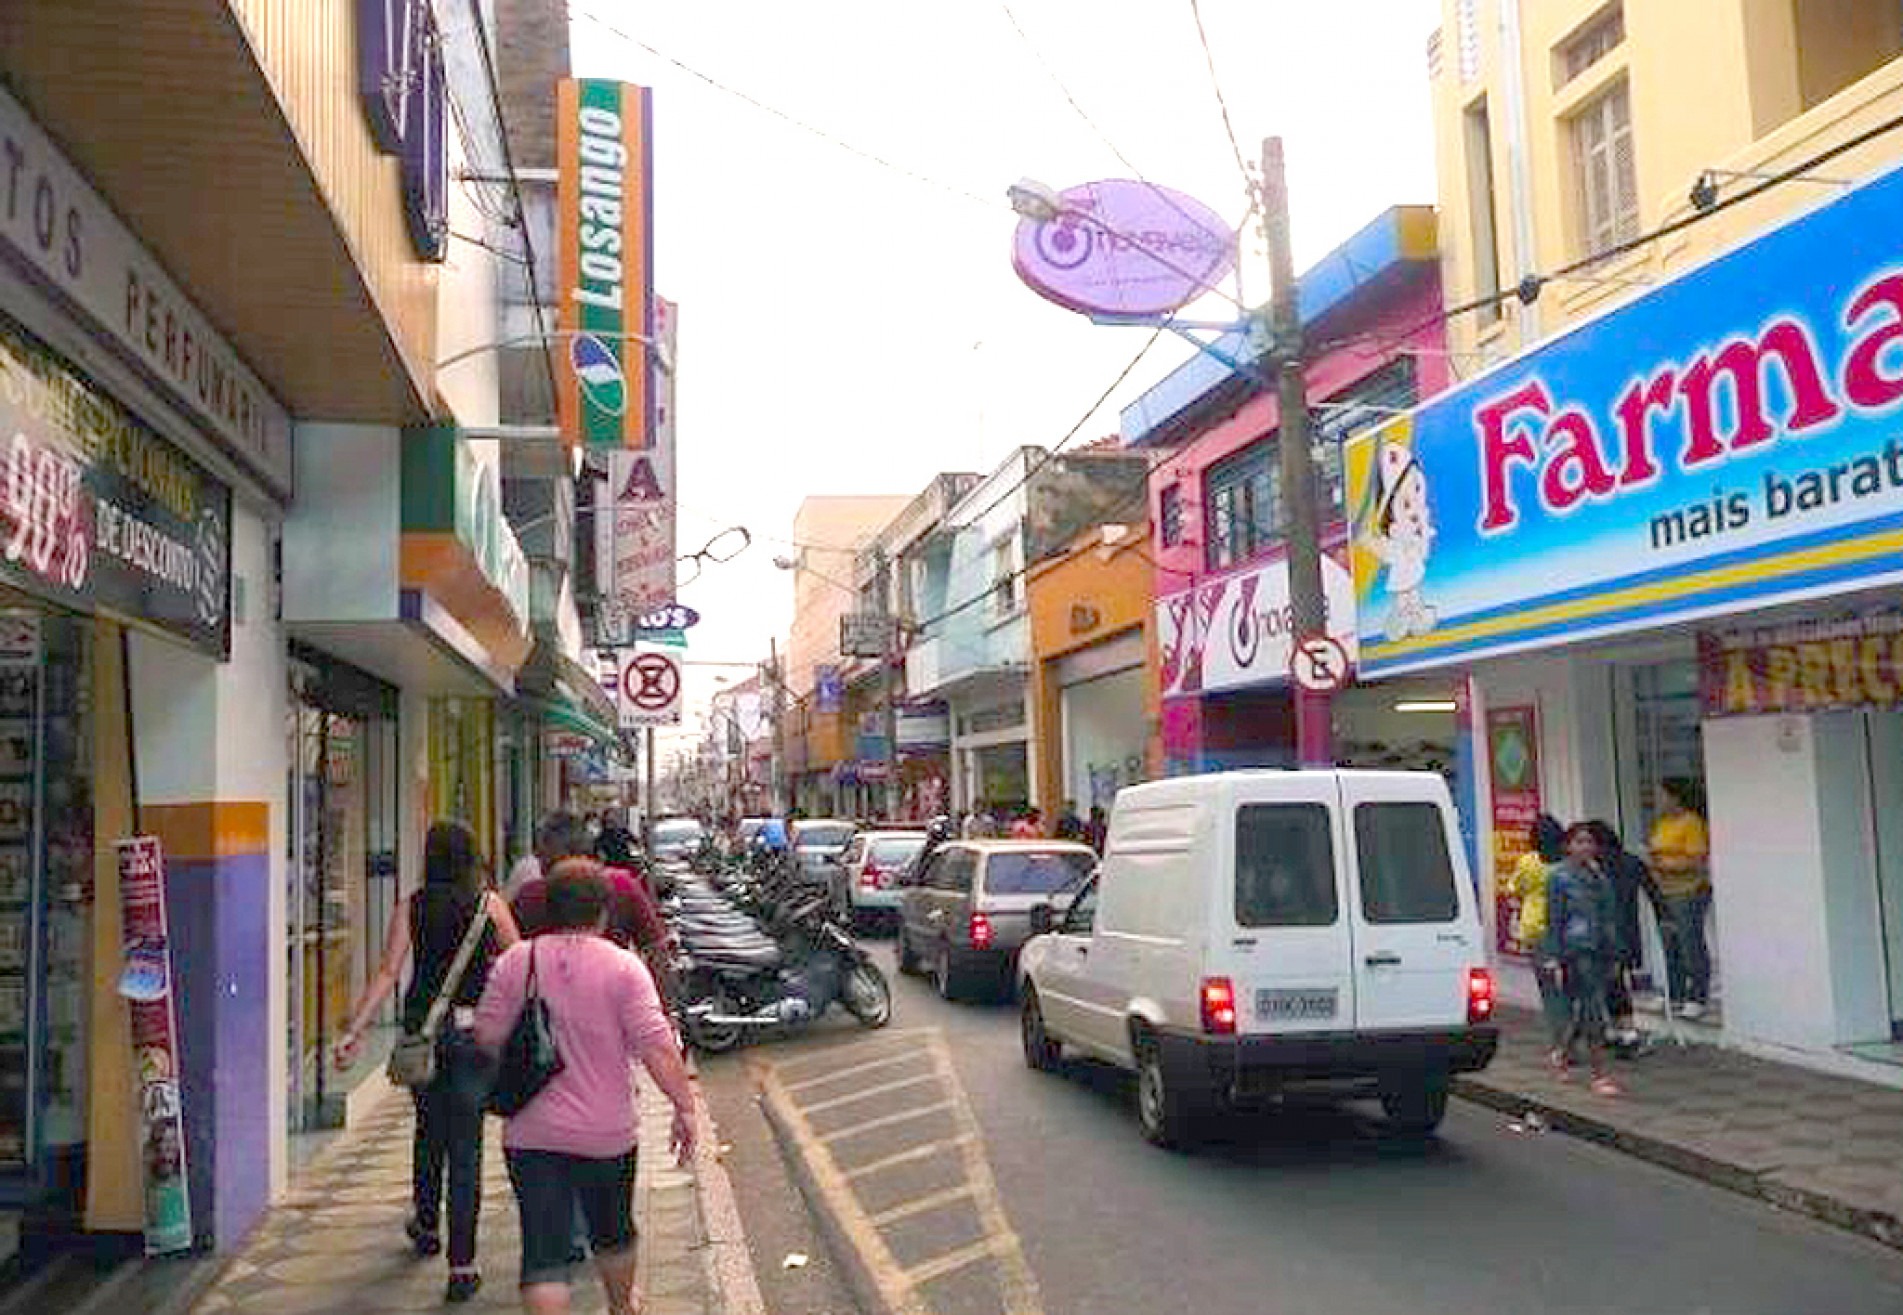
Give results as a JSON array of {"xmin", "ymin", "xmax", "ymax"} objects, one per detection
[
  {"xmin": 386, "ymin": 895, "xmax": 492, "ymax": 1089},
  {"xmin": 489, "ymin": 940, "xmax": 566, "ymax": 1116}
]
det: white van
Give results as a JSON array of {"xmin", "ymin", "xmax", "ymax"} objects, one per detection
[{"xmin": 1017, "ymin": 770, "xmax": 1498, "ymax": 1147}]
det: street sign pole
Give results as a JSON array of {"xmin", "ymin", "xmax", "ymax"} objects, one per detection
[{"xmin": 1263, "ymin": 136, "xmax": 1334, "ymax": 769}]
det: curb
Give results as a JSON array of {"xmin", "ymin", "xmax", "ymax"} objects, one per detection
[
  {"xmin": 758, "ymin": 1084, "xmax": 891, "ymax": 1315},
  {"xmin": 689, "ymin": 1082, "xmax": 768, "ymax": 1315},
  {"xmin": 1452, "ymin": 1078, "xmax": 1903, "ymax": 1252}
]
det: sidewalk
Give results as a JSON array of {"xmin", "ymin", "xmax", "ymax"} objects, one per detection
[
  {"xmin": 186, "ymin": 1075, "xmax": 763, "ymax": 1315},
  {"xmin": 1456, "ymin": 1006, "xmax": 1903, "ymax": 1250}
]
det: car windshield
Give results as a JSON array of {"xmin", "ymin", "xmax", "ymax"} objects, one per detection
[
  {"xmin": 653, "ymin": 820, "xmax": 702, "ymax": 844},
  {"xmin": 869, "ymin": 837, "xmax": 926, "ymax": 865},
  {"xmin": 796, "ymin": 823, "xmax": 855, "ymax": 849},
  {"xmin": 984, "ymin": 850, "xmax": 1095, "ymax": 895}
]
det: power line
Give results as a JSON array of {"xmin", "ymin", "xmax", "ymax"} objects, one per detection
[
  {"xmin": 1186, "ymin": 0, "xmax": 1252, "ymax": 192},
  {"xmin": 572, "ymin": 7, "xmax": 1000, "ymax": 211}
]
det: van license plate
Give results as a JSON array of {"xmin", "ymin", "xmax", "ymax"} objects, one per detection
[{"xmin": 1256, "ymin": 988, "xmax": 1338, "ymax": 1021}]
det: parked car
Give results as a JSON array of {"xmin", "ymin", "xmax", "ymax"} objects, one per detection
[
  {"xmin": 787, "ymin": 818, "xmax": 858, "ymax": 888},
  {"xmin": 831, "ymin": 829, "xmax": 928, "ymax": 928},
  {"xmin": 1016, "ymin": 770, "xmax": 1498, "ymax": 1148},
  {"xmin": 649, "ymin": 816, "xmax": 705, "ymax": 862},
  {"xmin": 896, "ymin": 840, "xmax": 1096, "ymax": 1000}
]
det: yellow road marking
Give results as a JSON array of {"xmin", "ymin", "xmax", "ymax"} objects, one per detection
[
  {"xmin": 867, "ymin": 1184, "xmax": 977, "ymax": 1228},
  {"xmin": 800, "ymin": 1070, "xmax": 945, "ymax": 1116},
  {"xmin": 903, "ymin": 1237, "xmax": 1002, "ymax": 1287},
  {"xmin": 842, "ymin": 1134, "xmax": 975, "ymax": 1181},
  {"xmin": 817, "ymin": 1101, "xmax": 956, "ymax": 1144},
  {"xmin": 783, "ymin": 1049, "xmax": 934, "ymax": 1094}
]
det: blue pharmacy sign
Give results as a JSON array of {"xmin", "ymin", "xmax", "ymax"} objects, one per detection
[{"xmin": 1347, "ymin": 161, "xmax": 1903, "ymax": 677}]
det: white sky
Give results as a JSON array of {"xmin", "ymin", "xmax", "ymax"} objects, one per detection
[{"xmin": 570, "ymin": 0, "xmax": 1444, "ymax": 741}]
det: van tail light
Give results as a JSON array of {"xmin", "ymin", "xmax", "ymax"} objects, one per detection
[
  {"xmin": 1200, "ymin": 977, "xmax": 1238, "ymax": 1035},
  {"xmin": 968, "ymin": 912, "xmax": 995, "ymax": 951},
  {"xmin": 1467, "ymin": 967, "xmax": 1496, "ymax": 1024}
]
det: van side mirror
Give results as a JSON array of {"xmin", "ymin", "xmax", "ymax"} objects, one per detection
[{"xmin": 1029, "ymin": 904, "xmax": 1055, "ymax": 936}]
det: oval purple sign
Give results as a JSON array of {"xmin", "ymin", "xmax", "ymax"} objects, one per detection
[{"xmin": 1011, "ymin": 180, "xmax": 1236, "ymax": 318}]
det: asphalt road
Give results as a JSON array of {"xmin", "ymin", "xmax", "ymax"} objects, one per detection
[{"xmin": 698, "ymin": 940, "xmax": 1903, "ymax": 1315}]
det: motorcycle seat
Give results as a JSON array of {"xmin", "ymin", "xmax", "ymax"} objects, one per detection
[{"xmin": 690, "ymin": 941, "xmax": 783, "ymax": 968}]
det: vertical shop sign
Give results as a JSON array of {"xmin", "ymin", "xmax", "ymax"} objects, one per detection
[
  {"xmin": 557, "ymin": 79, "xmax": 654, "ymax": 448},
  {"xmin": 116, "ymin": 837, "xmax": 191, "ymax": 1255},
  {"xmin": 356, "ymin": 0, "xmax": 449, "ymax": 260},
  {"xmin": 1487, "ymin": 706, "xmax": 1542, "ymax": 957}
]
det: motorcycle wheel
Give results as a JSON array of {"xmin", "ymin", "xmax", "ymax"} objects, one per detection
[
  {"xmin": 842, "ymin": 961, "xmax": 893, "ymax": 1029},
  {"xmin": 685, "ymin": 988, "xmax": 746, "ymax": 1054}
]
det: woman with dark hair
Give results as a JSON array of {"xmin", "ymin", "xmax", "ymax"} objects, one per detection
[
  {"xmin": 1586, "ymin": 819, "xmax": 1663, "ymax": 1050},
  {"xmin": 1542, "ymin": 822, "xmax": 1623, "ymax": 1096},
  {"xmin": 475, "ymin": 859, "xmax": 697, "ymax": 1315},
  {"xmin": 1510, "ymin": 813, "xmax": 1567, "ymax": 1045},
  {"xmin": 336, "ymin": 821, "xmax": 522, "ymax": 1303}
]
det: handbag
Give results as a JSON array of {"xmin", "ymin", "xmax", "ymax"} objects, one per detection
[
  {"xmin": 489, "ymin": 941, "xmax": 565, "ymax": 1116},
  {"xmin": 387, "ymin": 896, "xmax": 492, "ymax": 1089}
]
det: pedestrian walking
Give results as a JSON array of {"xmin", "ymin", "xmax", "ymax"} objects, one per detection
[
  {"xmin": 473, "ymin": 859, "xmax": 698, "ymax": 1315},
  {"xmin": 1010, "ymin": 806, "xmax": 1043, "ymax": 839},
  {"xmin": 1649, "ymin": 777, "xmax": 1713, "ymax": 1018},
  {"xmin": 1586, "ymin": 818, "xmax": 1665, "ymax": 1049},
  {"xmin": 334, "ymin": 821, "xmax": 522, "ymax": 1303},
  {"xmin": 1085, "ymin": 804, "xmax": 1108, "ymax": 854},
  {"xmin": 1510, "ymin": 813, "xmax": 1567, "ymax": 1047},
  {"xmin": 1542, "ymin": 822, "xmax": 1623, "ymax": 1096},
  {"xmin": 516, "ymin": 812, "xmax": 673, "ymax": 1006}
]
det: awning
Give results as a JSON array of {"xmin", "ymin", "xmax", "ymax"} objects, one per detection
[{"xmin": 517, "ymin": 634, "xmax": 620, "ymax": 749}]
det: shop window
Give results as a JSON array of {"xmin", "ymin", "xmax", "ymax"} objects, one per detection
[
  {"xmin": 1554, "ymin": 4, "xmax": 1624, "ymax": 88},
  {"xmin": 1205, "ymin": 440, "xmax": 1282, "ymax": 573},
  {"xmin": 1235, "ymin": 803, "xmax": 1337, "ymax": 926},
  {"xmin": 1571, "ymin": 79, "xmax": 1639, "ymax": 261},
  {"xmin": 1159, "ymin": 483, "xmax": 1185, "ymax": 548}
]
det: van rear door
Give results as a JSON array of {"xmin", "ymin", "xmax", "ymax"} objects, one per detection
[
  {"xmin": 1340, "ymin": 775, "xmax": 1477, "ymax": 1032},
  {"xmin": 1224, "ymin": 778, "xmax": 1355, "ymax": 1037}
]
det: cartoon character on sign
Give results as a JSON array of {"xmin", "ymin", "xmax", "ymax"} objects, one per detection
[{"xmin": 1361, "ymin": 435, "xmax": 1438, "ymax": 640}]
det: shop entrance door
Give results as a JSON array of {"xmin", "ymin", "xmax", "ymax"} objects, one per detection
[{"xmin": 1860, "ymin": 711, "xmax": 1903, "ymax": 1039}]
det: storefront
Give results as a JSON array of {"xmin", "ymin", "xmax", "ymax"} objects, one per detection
[
  {"xmin": 951, "ymin": 687, "xmax": 1033, "ymax": 817},
  {"xmin": 1347, "ymin": 159, "xmax": 1903, "ymax": 1069}
]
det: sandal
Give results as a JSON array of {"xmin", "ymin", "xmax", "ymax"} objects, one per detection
[
  {"xmin": 1546, "ymin": 1050, "xmax": 1572, "ymax": 1082},
  {"xmin": 1589, "ymin": 1075, "xmax": 1622, "ymax": 1097},
  {"xmin": 446, "ymin": 1270, "xmax": 482, "ymax": 1304},
  {"xmin": 404, "ymin": 1217, "xmax": 441, "ymax": 1259}
]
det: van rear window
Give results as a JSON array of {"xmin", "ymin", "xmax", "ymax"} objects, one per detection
[
  {"xmin": 1235, "ymin": 804, "xmax": 1337, "ymax": 927},
  {"xmin": 1354, "ymin": 802, "xmax": 1460, "ymax": 923}
]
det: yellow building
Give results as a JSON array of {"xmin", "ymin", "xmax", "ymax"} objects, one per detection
[{"xmin": 1434, "ymin": 0, "xmax": 1903, "ymax": 368}]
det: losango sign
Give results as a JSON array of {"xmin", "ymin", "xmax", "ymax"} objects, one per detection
[
  {"xmin": 1347, "ymin": 158, "xmax": 1903, "ymax": 678},
  {"xmin": 1012, "ymin": 180, "xmax": 1236, "ymax": 319},
  {"xmin": 357, "ymin": 0, "xmax": 448, "ymax": 261}
]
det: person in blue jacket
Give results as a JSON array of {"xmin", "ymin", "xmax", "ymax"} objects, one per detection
[{"xmin": 1542, "ymin": 822, "xmax": 1623, "ymax": 1096}]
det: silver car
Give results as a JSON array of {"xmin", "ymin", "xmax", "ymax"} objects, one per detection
[
  {"xmin": 788, "ymin": 818, "xmax": 858, "ymax": 889},
  {"xmin": 896, "ymin": 840, "xmax": 1097, "ymax": 1001},
  {"xmin": 831, "ymin": 829, "xmax": 928, "ymax": 928}
]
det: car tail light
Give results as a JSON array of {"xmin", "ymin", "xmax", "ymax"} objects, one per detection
[
  {"xmin": 1200, "ymin": 977, "xmax": 1238, "ymax": 1035},
  {"xmin": 968, "ymin": 912, "xmax": 994, "ymax": 951},
  {"xmin": 860, "ymin": 864, "xmax": 883, "ymax": 890},
  {"xmin": 1467, "ymin": 967, "xmax": 1496, "ymax": 1024}
]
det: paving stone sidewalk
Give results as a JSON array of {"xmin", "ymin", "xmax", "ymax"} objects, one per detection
[
  {"xmin": 188, "ymin": 1077, "xmax": 754, "ymax": 1314},
  {"xmin": 1456, "ymin": 1005, "xmax": 1903, "ymax": 1249}
]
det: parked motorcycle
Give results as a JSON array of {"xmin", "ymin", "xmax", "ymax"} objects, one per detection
[{"xmin": 665, "ymin": 876, "xmax": 891, "ymax": 1053}]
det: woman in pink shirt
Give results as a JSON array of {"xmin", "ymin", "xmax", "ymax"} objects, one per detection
[{"xmin": 474, "ymin": 859, "xmax": 697, "ymax": 1315}]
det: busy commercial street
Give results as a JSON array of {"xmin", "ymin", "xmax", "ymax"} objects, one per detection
[{"xmin": 701, "ymin": 942, "xmax": 1903, "ymax": 1315}]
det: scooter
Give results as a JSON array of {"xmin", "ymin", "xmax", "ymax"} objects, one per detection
[{"xmin": 671, "ymin": 884, "xmax": 891, "ymax": 1053}]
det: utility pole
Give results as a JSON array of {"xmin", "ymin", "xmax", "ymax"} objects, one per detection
[
  {"xmin": 875, "ymin": 546, "xmax": 901, "ymax": 820},
  {"xmin": 767, "ymin": 637, "xmax": 787, "ymax": 816},
  {"xmin": 1262, "ymin": 136, "xmax": 1333, "ymax": 769}
]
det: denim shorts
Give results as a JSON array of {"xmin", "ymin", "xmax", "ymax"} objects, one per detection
[{"xmin": 504, "ymin": 1147, "xmax": 639, "ymax": 1286}]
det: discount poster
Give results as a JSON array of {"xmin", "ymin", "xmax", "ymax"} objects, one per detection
[
  {"xmin": 116, "ymin": 837, "xmax": 191, "ymax": 1255},
  {"xmin": 1487, "ymin": 706, "xmax": 1543, "ymax": 958}
]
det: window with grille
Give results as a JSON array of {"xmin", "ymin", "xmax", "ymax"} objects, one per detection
[
  {"xmin": 1315, "ymin": 359, "xmax": 1419, "ymax": 520},
  {"xmin": 1159, "ymin": 483, "xmax": 1184, "ymax": 547},
  {"xmin": 1572, "ymin": 80, "xmax": 1638, "ymax": 260},
  {"xmin": 990, "ymin": 537, "xmax": 1019, "ymax": 617},
  {"xmin": 1204, "ymin": 440, "xmax": 1281, "ymax": 573},
  {"xmin": 1556, "ymin": 4, "xmax": 1623, "ymax": 87}
]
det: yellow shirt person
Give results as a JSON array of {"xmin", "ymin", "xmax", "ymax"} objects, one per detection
[{"xmin": 1649, "ymin": 802, "xmax": 1709, "ymax": 900}]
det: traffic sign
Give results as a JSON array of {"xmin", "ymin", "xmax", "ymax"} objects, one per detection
[
  {"xmin": 1290, "ymin": 635, "xmax": 1351, "ymax": 694},
  {"xmin": 619, "ymin": 650, "xmax": 683, "ymax": 727}
]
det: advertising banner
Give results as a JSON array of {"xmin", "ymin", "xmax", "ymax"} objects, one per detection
[
  {"xmin": 1486, "ymin": 707, "xmax": 1543, "ymax": 958},
  {"xmin": 0, "ymin": 311, "xmax": 232, "ymax": 657},
  {"xmin": 593, "ymin": 300, "xmax": 675, "ymax": 626},
  {"xmin": 1347, "ymin": 160, "xmax": 1903, "ymax": 678},
  {"xmin": 116, "ymin": 837, "xmax": 192, "ymax": 1255},
  {"xmin": 814, "ymin": 665, "xmax": 844, "ymax": 714},
  {"xmin": 1697, "ymin": 611, "xmax": 1903, "ymax": 716},
  {"xmin": 557, "ymin": 79, "xmax": 654, "ymax": 449},
  {"xmin": 1154, "ymin": 552, "xmax": 1357, "ymax": 699}
]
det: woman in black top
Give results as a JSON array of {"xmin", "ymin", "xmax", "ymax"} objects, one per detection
[{"xmin": 336, "ymin": 822, "xmax": 521, "ymax": 1304}]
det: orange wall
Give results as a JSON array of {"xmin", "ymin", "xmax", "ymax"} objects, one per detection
[{"xmin": 1026, "ymin": 528, "xmax": 1159, "ymax": 814}]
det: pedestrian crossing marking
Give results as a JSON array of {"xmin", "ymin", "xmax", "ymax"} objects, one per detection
[
  {"xmin": 816, "ymin": 1100, "xmax": 956, "ymax": 1144},
  {"xmin": 801, "ymin": 1070, "xmax": 944, "ymax": 1116}
]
